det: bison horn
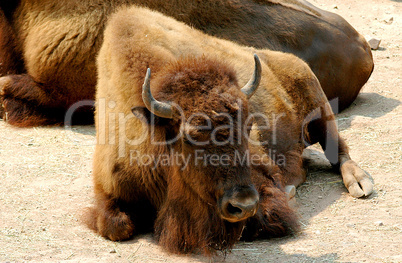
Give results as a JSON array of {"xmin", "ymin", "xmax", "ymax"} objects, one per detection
[
  {"xmin": 241, "ymin": 54, "xmax": 262, "ymax": 99},
  {"xmin": 142, "ymin": 68, "xmax": 173, "ymax": 119}
]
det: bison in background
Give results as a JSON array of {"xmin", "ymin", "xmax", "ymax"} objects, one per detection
[
  {"xmin": 0, "ymin": 0, "xmax": 373, "ymax": 127},
  {"xmin": 86, "ymin": 6, "xmax": 373, "ymax": 254}
]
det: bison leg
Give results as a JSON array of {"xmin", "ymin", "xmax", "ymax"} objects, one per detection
[
  {"xmin": 85, "ymin": 190, "xmax": 135, "ymax": 241},
  {"xmin": 0, "ymin": 74, "xmax": 65, "ymax": 126},
  {"xmin": 279, "ymin": 148, "xmax": 308, "ymax": 188},
  {"xmin": 339, "ymin": 159, "xmax": 374, "ymax": 198},
  {"xmin": 307, "ymin": 105, "xmax": 374, "ymax": 197},
  {"xmin": 0, "ymin": 74, "xmax": 94, "ymax": 126},
  {"xmin": 0, "ymin": 7, "xmax": 24, "ymax": 77},
  {"xmin": 85, "ymin": 177, "xmax": 157, "ymax": 242}
]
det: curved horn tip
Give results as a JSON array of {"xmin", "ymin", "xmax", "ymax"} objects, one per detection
[
  {"xmin": 144, "ymin": 68, "xmax": 151, "ymax": 85},
  {"xmin": 141, "ymin": 68, "xmax": 173, "ymax": 119},
  {"xmin": 241, "ymin": 54, "xmax": 262, "ymax": 99},
  {"xmin": 253, "ymin": 54, "xmax": 262, "ymax": 75},
  {"xmin": 142, "ymin": 68, "xmax": 152, "ymax": 92},
  {"xmin": 253, "ymin": 53, "xmax": 260, "ymax": 63}
]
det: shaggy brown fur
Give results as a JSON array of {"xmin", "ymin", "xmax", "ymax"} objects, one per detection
[
  {"xmin": 86, "ymin": 7, "xmax": 374, "ymax": 254},
  {"xmin": 0, "ymin": 6, "xmax": 22, "ymax": 76},
  {"xmin": 0, "ymin": 0, "xmax": 373, "ymax": 126}
]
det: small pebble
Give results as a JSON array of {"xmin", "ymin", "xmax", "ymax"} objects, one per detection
[
  {"xmin": 368, "ymin": 38, "xmax": 381, "ymax": 50},
  {"xmin": 110, "ymin": 249, "xmax": 117, "ymax": 253},
  {"xmin": 383, "ymin": 17, "xmax": 394, "ymax": 25},
  {"xmin": 375, "ymin": 221, "xmax": 384, "ymax": 226}
]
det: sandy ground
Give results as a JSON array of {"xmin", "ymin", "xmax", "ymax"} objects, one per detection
[{"xmin": 0, "ymin": 0, "xmax": 401, "ymax": 262}]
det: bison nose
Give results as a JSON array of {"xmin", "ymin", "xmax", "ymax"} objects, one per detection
[{"xmin": 220, "ymin": 186, "xmax": 259, "ymax": 223}]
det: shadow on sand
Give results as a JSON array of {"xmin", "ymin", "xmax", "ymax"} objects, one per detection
[{"xmin": 337, "ymin": 92, "xmax": 401, "ymax": 131}]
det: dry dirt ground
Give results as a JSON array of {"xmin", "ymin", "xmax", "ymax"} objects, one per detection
[{"xmin": 0, "ymin": 0, "xmax": 401, "ymax": 262}]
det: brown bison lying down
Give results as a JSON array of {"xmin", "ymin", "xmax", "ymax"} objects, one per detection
[
  {"xmin": 0, "ymin": 0, "xmax": 373, "ymax": 127},
  {"xmin": 85, "ymin": 6, "xmax": 374, "ymax": 254}
]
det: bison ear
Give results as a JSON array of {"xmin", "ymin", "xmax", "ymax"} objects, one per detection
[
  {"xmin": 131, "ymin": 106, "xmax": 153, "ymax": 124},
  {"xmin": 131, "ymin": 106, "xmax": 170, "ymax": 125}
]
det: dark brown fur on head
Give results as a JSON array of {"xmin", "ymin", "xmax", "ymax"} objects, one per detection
[
  {"xmin": 138, "ymin": 56, "xmax": 297, "ymax": 254},
  {"xmin": 146, "ymin": 57, "xmax": 254, "ymax": 253},
  {"xmin": 153, "ymin": 56, "xmax": 247, "ymax": 116},
  {"xmin": 154, "ymin": 167, "xmax": 246, "ymax": 254}
]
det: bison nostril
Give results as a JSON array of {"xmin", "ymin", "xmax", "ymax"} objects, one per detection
[
  {"xmin": 220, "ymin": 186, "xmax": 259, "ymax": 222},
  {"xmin": 227, "ymin": 203, "xmax": 243, "ymax": 215}
]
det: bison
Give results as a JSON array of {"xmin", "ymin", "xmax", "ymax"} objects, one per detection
[
  {"xmin": 0, "ymin": 0, "xmax": 373, "ymax": 127},
  {"xmin": 86, "ymin": 6, "xmax": 374, "ymax": 254}
]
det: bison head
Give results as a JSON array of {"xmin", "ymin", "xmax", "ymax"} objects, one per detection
[{"xmin": 133, "ymin": 55, "xmax": 262, "ymax": 253}]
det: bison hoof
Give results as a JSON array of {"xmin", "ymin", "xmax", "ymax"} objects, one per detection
[
  {"xmin": 0, "ymin": 76, "xmax": 12, "ymax": 118},
  {"xmin": 0, "ymin": 76, "xmax": 12, "ymax": 97},
  {"xmin": 341, "ymin": 160, "xmax": 374, "ymax": 198},
  {"xmin": 0, "ymin": 102, "xmax": 3, "ymax": 119},
  {"xmin": 285, "ymin": 185, "xmax": 296, "ymax": 199},
  {"xmin": 97, "ymin": 211, "xmax": 135, "ymax": 241}
]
